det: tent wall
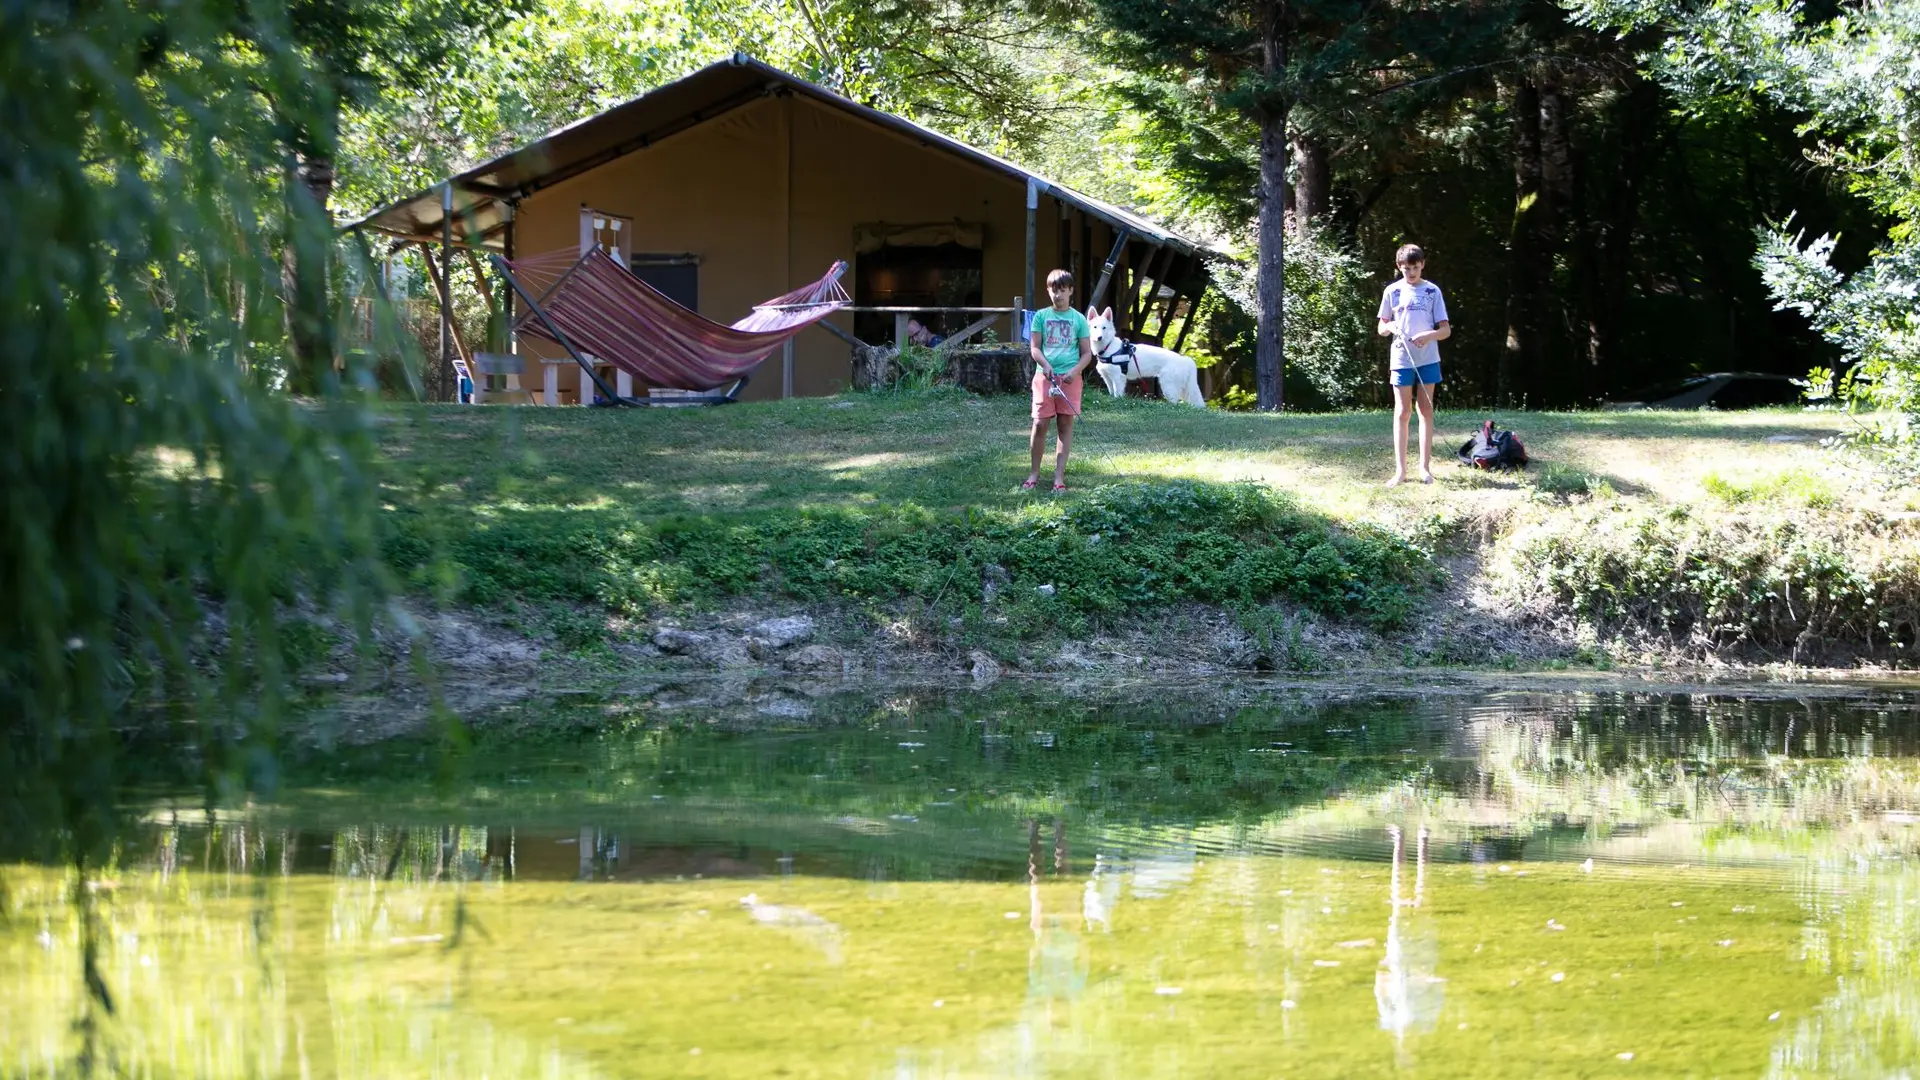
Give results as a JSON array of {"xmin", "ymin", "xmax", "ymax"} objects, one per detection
[{"xmin": 515, "ymin": 94, "xmax": 1081, "ymax": 402}]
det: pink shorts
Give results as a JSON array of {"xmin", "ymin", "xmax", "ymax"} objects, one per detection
[{"xmin": 1032, "ymin": 370, "xmax": 1084, "ymax": 420}]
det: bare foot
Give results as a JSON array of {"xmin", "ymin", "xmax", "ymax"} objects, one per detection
[
  {"xmin": 1386, "ymin": 473, "xmax": 1406, "ymax": 487},
  {"xmin": 1420, "ymin": 470, "xmax": 1436, "ymax": 484}
]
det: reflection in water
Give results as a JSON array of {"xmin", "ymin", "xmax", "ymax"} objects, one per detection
[
  {"xmin": 1083, "ymin": 853, "xmax": 1119, "ymax": 933},
  {"xmin": 1765, "ymin": 850, "xmax": 1920, "ymax": 1076},
  {"xmin": 4, "ymin": 687, "xmax": 1920, "ymax": 1077},
  {"xmin": 1375, "ymin": 825, "xmax": 1443, "ymax": 1047},
  {"xmin": 740, "ymin": 892, "xmax": 844, "ymax": 964}
]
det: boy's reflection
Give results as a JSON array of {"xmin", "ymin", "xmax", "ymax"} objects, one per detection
[
  {"xmin": 1027, "ymin": 818, "xmax": 1088, "ymax": 1001},
  {"xmin": 1376, "ymin": 825, "xmax": 1445, "ymax": 1044}
]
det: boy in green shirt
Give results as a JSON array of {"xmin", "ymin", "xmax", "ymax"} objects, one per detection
[{"xmin": 1026, "ymin": 269, "xmax": 1094, "ymax": 493}]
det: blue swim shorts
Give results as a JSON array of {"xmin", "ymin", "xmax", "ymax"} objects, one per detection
[{"xmin": 1390, "ymin": 363, "xmax": 1442, "ymax": 387}]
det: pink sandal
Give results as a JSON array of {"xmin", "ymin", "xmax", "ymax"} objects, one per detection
[
  {"xmin": 1052, "ymin": 482, "xmax": 1068, "ymax": 494},
  {"xmin": 1021, "ymin": 477, "xmax": 1038, "ymax": 490}
]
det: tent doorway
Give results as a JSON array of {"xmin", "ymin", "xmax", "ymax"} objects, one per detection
[{"xmin": 853, "ymin": 230, "xmax": 983, "ymax": 347}]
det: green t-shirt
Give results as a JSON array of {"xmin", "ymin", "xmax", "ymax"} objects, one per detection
[{"xmin": 1030, "ymin": 307, "xmax": 1091, "ymax": 376}]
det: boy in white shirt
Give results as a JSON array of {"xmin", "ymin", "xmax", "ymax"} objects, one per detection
[{"xmin": 1376, "ymin": 244, "xmax": 1451, "ymax": 485}]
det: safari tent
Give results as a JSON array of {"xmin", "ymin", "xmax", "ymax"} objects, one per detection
[{"xmin": 345, "ymin": 54, "xmax": 1215, "ymax": 404}]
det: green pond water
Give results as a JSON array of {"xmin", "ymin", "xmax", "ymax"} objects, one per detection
[{"xmin": 6, "ymin": 684, "xmax": 1920, "ymax": 1078}]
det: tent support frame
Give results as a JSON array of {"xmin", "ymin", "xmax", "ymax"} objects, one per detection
[{"xmin": 491, "ymin": 253, "xmax": 628, "ymax": 405}]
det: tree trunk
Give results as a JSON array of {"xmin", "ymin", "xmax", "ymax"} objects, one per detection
[
  {"xmin": 1538, "ymin": 78, "xmax": 1573, "ymax": 214},
  {"xmin": 284, "ymin": 117, "xmax": 337, "ymax": 396},
  {"xmin": 1255, "ymin": 0, "xmax": 1287, "ymax": 412},
  {"xmin": 1291, "ymin": 132, "xmax": 1331, "ymax": 232},
  {"xmin": 1575, "ymin": 78, "xmax": 1656, "ymax": 404},
  {"xmin": 1502, "ymin": 76, "xmax": 1547, "ymax": 408},
  {"xmin": 1535, "ymin": 76, "xmax": 1576, "ymax": 407}
]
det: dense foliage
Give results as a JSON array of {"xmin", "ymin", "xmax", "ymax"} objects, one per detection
[
  {"xmin": 330, "ymin": 0, "xmax": 1907, "ymax": 415},
  {"xmin": 1, "ymin": 1, "xmax": 390, "ymax": 860},
  {"xmin": 382, "ymin": 479, "xmax": 1441, "ymax": 642},
  {"xmin": 1496, "ymin": 501, "xmax": 1920, "ymax": 660},
  {"xmin": 1571, "ymin": 0, "xmax": 1920, "ymax": 475}
]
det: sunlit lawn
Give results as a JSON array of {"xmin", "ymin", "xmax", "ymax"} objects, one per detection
[{"xmin": 375, "ymin": 393, "xmax": 1898, "ymax": 525}]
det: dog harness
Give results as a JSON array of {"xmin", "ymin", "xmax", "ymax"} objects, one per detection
[{"xmin": 1098, "ymin": 338, "xmax": 1139, "ymax": 374}]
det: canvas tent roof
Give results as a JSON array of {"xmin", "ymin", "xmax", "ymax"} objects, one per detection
[{"xmin": 344, "ymin": 53, "xmax": 1214, "ymax": 258}]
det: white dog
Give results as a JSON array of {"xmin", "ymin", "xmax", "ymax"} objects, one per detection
[{"xmin": 1087, "ymin": 307, "xmax": 1207, "ymax": 408}]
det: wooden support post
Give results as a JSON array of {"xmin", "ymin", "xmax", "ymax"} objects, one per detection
[
  {"xmin": 420, "ymin": 245, "xmax": 474, "ymax": 380},
  {"xmin": 439, "ymin": 183, "xmax": 455, "ymax": 401},
  {"xmin": 502, "ymin": 201, "xmax": 515, "ymax": 313},
  {"xmin": 1077, "ymin": 212, "xmax": 1093, "ymax": 309},
  {"xmin": 544, "ymin": 363, "xmax": 559, "ymax": 406},
  {"xmin": 1173, "ymin": 281, "xmax": 1208, "ymax": 354},
  {"xmin": 489, "ymin": 253, "xmax": 621, "ymax": 404},
  {"xmin": 1011, "ymin": 295, "xmax": 1025, "ymax": 349},
  {"xmin": 617, "ymin": 370, "xmax": 634, "ymax": 399},
  {"xmin": 1089, "ymin": 229, "xmax": 1130, "ymax": 311},
  {"xmin": 1131, "ymin": 245, "xmax": 1171, "ymax": 330},
  {"xmin": 781, "ymin": 339, "xmax": 795, "ymax": 398},
  {"xmin": 1059, "ymin": 197, "xmax": 1075, "ymax": 305},
  {"xmin": 502, "ymin": 200, "xmax": 518, "ymax": 393},
  {"xmin": 1153, "ymin": 254, "xmax": 1193, "ymax": 338},
  {"xmin": 1024, "ymin": 178, "xmax": 1039, "ymax": 311},
  {"xmin": 894, "ymin": 312, "xmax": 910, "ymax": 352}
]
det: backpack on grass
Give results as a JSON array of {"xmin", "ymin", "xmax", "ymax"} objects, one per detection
[{"xmin": 1458, "ymin": 419, "xmax": 1528, "ymax": 470}]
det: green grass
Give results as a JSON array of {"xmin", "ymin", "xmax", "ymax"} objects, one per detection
[
  {"xmin": 371, "ymin": 393, "xmax": 1918, "ymax": 660},
  {"xmin": 1702, "ymin": 466, "xmax": 1839, "ymax": 508},
  {"xmin": 377, "ymin": 393, "xmax": 1467, "ymax": 639},
  {"xmin": 374, "ymin": 392, "xmax": 1872, "ymax": 524}
]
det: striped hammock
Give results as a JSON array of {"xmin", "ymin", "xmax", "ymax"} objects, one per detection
[{"xmin": 507, "ymin": 248, "xmax": 849, "ymax": 392}]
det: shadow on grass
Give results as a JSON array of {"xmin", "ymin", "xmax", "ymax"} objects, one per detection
[
  {"xmin": 379, "ymin": 413, "xmax": 1446, "ymax": 642},
  {"xmin": 383, "ymin": 397, "xmax": 1536, "ymax": 518},
  {"xmin": 375, "ymin": 396, "xmax": 1845, "ymax": 629}
]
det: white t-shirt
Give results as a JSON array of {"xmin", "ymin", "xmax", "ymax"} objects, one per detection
[{"xmin": 1377, "ymin": 279, "xmax": 1449, "ymax": 370}]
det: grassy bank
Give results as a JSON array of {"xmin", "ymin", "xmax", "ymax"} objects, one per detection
[{"xmin": 372, "ymin": 391, "xmax": 1919, "ymax": 669}]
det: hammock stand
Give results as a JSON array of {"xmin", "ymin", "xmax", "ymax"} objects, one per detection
[{"xmin": 492, "ymin": 248, "xmax": 849, "ymax": 406}]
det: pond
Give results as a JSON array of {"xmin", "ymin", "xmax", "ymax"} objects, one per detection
[{"xmin": 6, "ymin": 683, "xmax": 1920, "ymax": 1077}]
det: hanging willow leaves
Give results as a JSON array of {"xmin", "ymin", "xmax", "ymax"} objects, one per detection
[{"xmin": 0, "ymin": 0, "xmax": 392, "ymax": 864}]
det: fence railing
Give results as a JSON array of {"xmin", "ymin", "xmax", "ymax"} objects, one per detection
[{"xmin": 823, "ymin": 298, "xmax": 1028, "ymax": 354}]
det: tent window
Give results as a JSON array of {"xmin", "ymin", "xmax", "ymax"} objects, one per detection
[
  {"xmin": 854, "ymin": 242, "xmax": 983, "ymax": 346},
  {"xmin": 629, "ymin": 254, "xmax": 699, "ymax": 312}
]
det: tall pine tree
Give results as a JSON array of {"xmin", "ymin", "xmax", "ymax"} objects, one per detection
[{"xmin": 1085, "ymin": 0, "xmax": 1384, "ymax": 409}]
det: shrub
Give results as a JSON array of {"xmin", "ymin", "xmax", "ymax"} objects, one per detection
[
  {"xmin": 1533, "ymin": 465, "xmax": 1612, "ymax": 501},
  {"xmin": 1493, "ymin": 506, "xmax": 1920, "ymax": 660},
  {"xmin": 1193, "ymin": 228, "xmax": 1377, "ymax": 410},
  {"xmin": 894, "ymin": 343, "xmax": 949, "ymax": 392},
  {"xmin": 393, "ymin": 480, "xmax": 1444, "ymax": 637},
  {"xmin": 1281, "ymin": 227, "xmax": 1377, "ymax": 409},
  {"xmin": 1701, "ymin": 468, "xmax": 1837, "ymax": 509}
]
